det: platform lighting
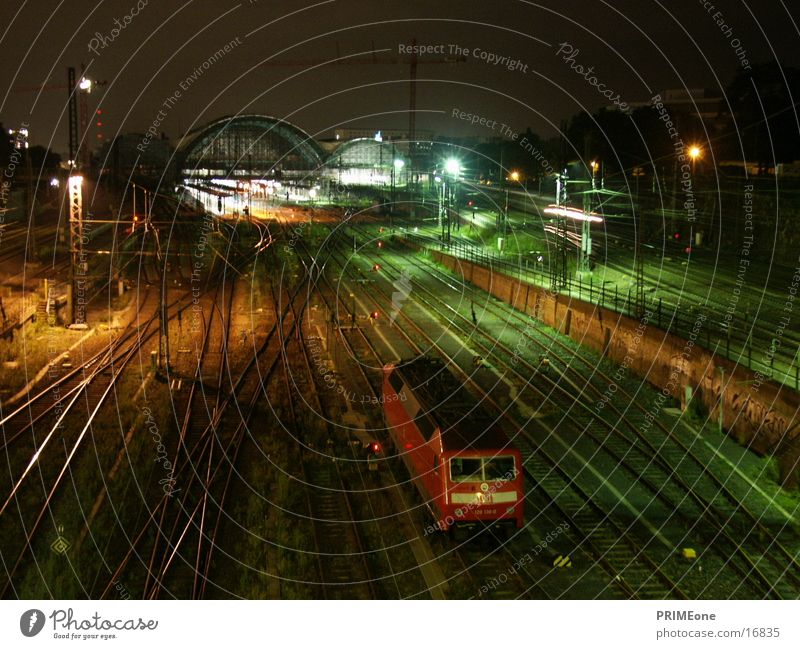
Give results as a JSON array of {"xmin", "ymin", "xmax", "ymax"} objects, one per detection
[
  {"xmin": 393, "ymin": 158, "xmax": 405, "ymax": 170},
  {"xmin": 509, "ymin": 170, "xmax": 520, "ymax": 182},
  {"xmin": 79, "ymin": 77, "xmax": 93, "ymax": 92},
  {"xmin": 444, "ymin": 158, "xmax": 461, "ymax": 176},
  {"xmin": 543, "ymin": 204, "xmax": 603, "ymax": 223},
  {"xmin": 309, "ymin": 188, "xmax": 317, "ymax": 198}
]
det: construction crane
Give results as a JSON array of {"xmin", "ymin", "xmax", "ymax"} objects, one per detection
[
  {"xmin": 14, "ymin": 65, "xmax": 107, "ymax": 170},
  {"xmin": 257, "ymin": 43, "xmax": 466, "ymax": 180}
]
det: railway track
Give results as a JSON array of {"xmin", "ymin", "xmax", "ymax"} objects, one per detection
[
  {"xmin": 388, "ymin": 237, "xmax": 800, "ymax": 598},
  {"xmin": 320, "ymin": 223, "xmax": 776, "ymax": 596},
  {"xmin": 298, "ymin": 230, "xmax": 568, "ymax": 599},
  {"xmin": 361, "ymin": 230, "xmax": 800, "ymax": 597}
]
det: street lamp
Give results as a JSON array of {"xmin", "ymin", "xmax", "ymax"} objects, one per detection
[
  {"xmin": 589, "ymin": 160, "xmax": 598, "ymax": 189},
  {"xmin": 444, "ymin": 158, "xmax": 461, "ymax": 176},
  {"xmin": 509, "ymin": 170, "xmax": 520, "ymax": 182},
  {"xmin": 440, "ymin": 158, "xmax": 461, "ymax": 242},
  {"xmin": 391, "ymin": 158, "xmax": 404, "ymax": 230},
  {"xmin": 689, "ymin": 146, "xmax": 701, "ymax": 174}
]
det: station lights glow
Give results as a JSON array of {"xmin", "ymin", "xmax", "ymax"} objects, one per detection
[
  {"xmin": 509, "ymin": 170, "xmax": 520, "ymax": 182},
  {"xmin": 393, "ymin": 158, "xmax": 405, "ymax": 170},
  {"xmin": 444, "ymin": 158, "xmax": 461, "ymax": 176},
  {"xmin": 79, "ymin": 77, "xmax": 93, "ymax": 92},
  {"xmin": 543, "ymin": 204, "xmax": 603, "ymax": 223},
  {"xmin": 689, "ymin": 146, "xmax": 701, "ymax": 160}
]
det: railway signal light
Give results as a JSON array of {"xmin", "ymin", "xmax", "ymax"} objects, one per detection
[
  {"xmin": 674, "ymin": 232, "xmax": 680, "ymax": 239},
  {"xmin": 377, "ymin": 241, "xmax": 383, "ymax": 249},
  {"xmin": 372, "ymin": 263, "xmax": 381, "ymax": 272},
  {"xmin": 367, "ymin": 442, "xmax": 381, "ymax": 471}
]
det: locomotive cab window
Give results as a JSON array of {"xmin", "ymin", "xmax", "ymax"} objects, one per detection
[
  {"xmin": 484, "ymin": 456, "xmax": 516, "ymax": 480},
  {"xmin": 449, "ymin": 458, "xmax": 482, "ymax": 482},
  {"xmin": 449, "ymin": 456, "xmax": 516, "ymax": 482}
]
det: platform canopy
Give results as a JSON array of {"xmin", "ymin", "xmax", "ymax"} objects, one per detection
[
  {"xmin": 323, "ymin": 137, "xmax": 409, "ymax": 187},
  {"xmin": 177, "ymin": 114, "xmax": 325, "ymax": 182}
]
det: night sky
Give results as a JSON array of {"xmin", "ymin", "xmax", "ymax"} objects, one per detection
[{"xmin": 1, "ymin": 0, "xmax": 798, "ymax": 155}]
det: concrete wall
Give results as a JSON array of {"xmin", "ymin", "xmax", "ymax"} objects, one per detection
[{"xmin": 432, "ymin": 250, "xmax": 800, "ymax": 488}]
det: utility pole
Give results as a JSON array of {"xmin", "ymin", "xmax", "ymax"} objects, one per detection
[
  {"xmin": 68, "ymin": 175, "xmax": 84, "ymax": 324},
  {"xmin": 23, "ymin": 131, "xmax": 35, "ymax": 263},
  {"xmin": 67, "ymin": 67, "xmax": 78, "ymax": 167},
  {"xmin": 634, "ymin": 204, "xmax": 645, "ymax": 317},
  {"xmin": 552, "ymin": 169, "xmax": 569, "ymax": 290},
  {"xmin": 717, "ymin": 365, "xmax": 725, "ymax": 433}
]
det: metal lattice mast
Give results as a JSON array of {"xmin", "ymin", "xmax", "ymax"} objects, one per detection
[
  {"xmin": 68, "ymin": 176, "xmax": 83, "ymax": 324},
  {"xmin": 67, "ymin": 68, "xmax": 78, "ymax": 167}
]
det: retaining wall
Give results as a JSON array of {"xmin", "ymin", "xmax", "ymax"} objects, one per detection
[{"xmin": 431, "ymin": 250, "xmax": 800, "ymax": 488}]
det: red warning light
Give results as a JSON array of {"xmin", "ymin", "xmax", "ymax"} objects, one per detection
[
  {"xmin": 674, "ymin": 233, "xmax": 680, "ymax": 239},
  {"xmin": 371, "ymin": 442, "xmax": 381, "ymax": 454},
  {"xmin": 684, "ymin": 246, "xmax": 692, "ymax": 254},
  {"xmin": 377, "ymin": 241, "xmax": 383, "ymax": 248}
]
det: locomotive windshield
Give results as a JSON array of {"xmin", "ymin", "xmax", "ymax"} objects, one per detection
[{"xmin": 450, "ymin": 456, "xmax": 516, "ymax": 482}]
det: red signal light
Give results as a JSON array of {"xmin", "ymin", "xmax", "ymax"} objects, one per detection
[
  {"xmin": 377, "ymin": 241, "xmax": 383, "ymax": 248},
  {"xmin": 371, "ymin": 311, "xmax": 380, "ymax": 319},
  {"xmin": 468, "ymin": 200, "xmax": 474, "ymax": 207},
  {"xmin": 674, "ymin": 233, "xmax": 680, "ymax": 239},
  {"xmin": 684, "ymin": 246, "xmax": 692, "ymax": 254},
  {"xmin": 371, "ymin": 442, "xmax": 381, "ymax": 453}
]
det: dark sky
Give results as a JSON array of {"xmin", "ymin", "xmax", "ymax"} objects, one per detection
[{"xmin": 1, "ymin": 0, "xmax": 798, "ymax": 156}]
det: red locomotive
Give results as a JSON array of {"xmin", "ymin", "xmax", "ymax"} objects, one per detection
[{"xmin": 382, "ymin": 357, "xmax": 524, "ymax": 533}]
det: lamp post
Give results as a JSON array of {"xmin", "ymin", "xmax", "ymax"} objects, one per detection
[
  {"xmin": 443, "ymin": 158, "xmax": 461, "ymax": 243},
  {"xmin": 391, "ymin": 158, "xmax": 404, "ymax": 231},
  {"xmin": 68, "ymin": 175, "xmax": 83, "ymax": 324},
  {"xmin": 689, "ymin": 145, "xmax": 701, "ymax": 175}
]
